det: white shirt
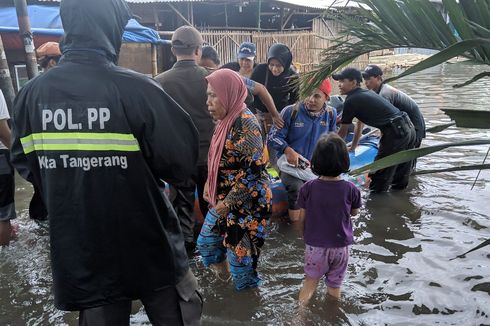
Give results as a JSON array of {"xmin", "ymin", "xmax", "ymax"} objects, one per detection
[{"xmin": 0, "ymin": 90, "xmax": 10, "ymax": 150}]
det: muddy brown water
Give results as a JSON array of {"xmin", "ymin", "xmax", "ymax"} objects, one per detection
[{"xmin": 1, "ymin": 63, "xmax": 489, "ymax": 325}]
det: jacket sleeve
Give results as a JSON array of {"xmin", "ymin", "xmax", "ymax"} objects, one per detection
[
  {"xmin": 125, "ymin": 78, "xmax": 199, "ymax": 184},
  {"xmin": 10, "ymin": 86, "xmax": 34, "ymax": 183},
  {"xmin": 268, "ymin": 106, "xmax": 293, "ymax": 155}
]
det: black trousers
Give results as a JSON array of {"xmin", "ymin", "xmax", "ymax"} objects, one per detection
[
  {"xmin": 169, "ymin": 165, "xmax": 208, "ymax": 244},
  {"xmin": 79, "ymin": 272, "xmax": 202, "ymax": 326},
  {"xmin": 0, "ymin": 150, "xmax": 15, "ymax": 221},
  {"xmin": 369, "ymin": 121, "xmax": 416, "ymax": 193},
  {"xmin": 280, "ymin": 171, "xmax": 305, "ymax": 210}
]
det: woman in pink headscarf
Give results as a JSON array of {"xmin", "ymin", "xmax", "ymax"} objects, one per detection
[{"xmin": 197, "ymin": 69, "xmax": 271, "ymax": 290}]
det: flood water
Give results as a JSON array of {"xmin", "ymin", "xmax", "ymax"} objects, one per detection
[{"xmin": 1, "ymin": 63, "xmax": 489, "ymax": 325}]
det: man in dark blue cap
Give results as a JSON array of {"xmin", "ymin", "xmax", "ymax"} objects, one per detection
[{"xmin": 334, "ymin": 67, "xmax": 416, "ymax": 193}]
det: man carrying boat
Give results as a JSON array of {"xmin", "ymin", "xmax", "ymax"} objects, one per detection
[
  {"xmin": 10, "ymin": 0, "xmax": 202, "ymax": 324},
  {"xmin": 269, "ymin": 79, "xmax": 337, "ymax": 221},
  {"xmin": 334, "ymin": 68, "xmax": 416, "ymax": 193},
  {"xmin": 362, "ymin": 64, "xmax": 425, "ymax": 150}
]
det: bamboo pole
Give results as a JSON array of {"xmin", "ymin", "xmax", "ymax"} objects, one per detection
[
  {"xmin": 257, "ymin": 0, "xmax": 261, "ymax": 31},
  {"xmin": 151, "ymin": 44, "xmax": 157, "ymax": 76},
  {"xmin": 167, "ymin": 3, "xmax": 192, "ymax": 26},
  {"xmin": 14, "ymin": 0, "xmax": 38, "ymax": 80},
  {"xmin": 0, "ymin": 35, "xmax": 16, "ymax": 113}
]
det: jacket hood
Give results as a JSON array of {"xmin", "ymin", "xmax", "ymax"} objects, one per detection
[
  {"xmin": 267, "ymin": 43, "xmax": 293, "ymax": 72},
  {"xmin": 60, "ymin": 0, "xmax": 131, "ymax": 63}
]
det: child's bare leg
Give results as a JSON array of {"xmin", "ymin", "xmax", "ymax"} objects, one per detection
[
  {"xmin": 327, "ymin": 286, "xmax": 341, "ymax": 300},
  {"xmin": 0, "ymin": 220, "xmax": 13, "ymax": 246},
  {"xmin": 299, "ymin": 277, "xmax": 320, "ymax": 306},
  {"xmin": 288, "ymin": 209, "xmax": 300, "ymax": 222}
]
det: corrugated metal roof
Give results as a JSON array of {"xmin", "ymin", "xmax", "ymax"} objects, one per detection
[
  {"xmin": 36, "ymin": 0, "xmax": 358, "ymax": 5},
  {"xmin": 36, "ymin": 0, "xmax": 206, "ymax": 2},
  {"xmin": 274, "ymin": 0, "xmax": 365, "ymax": 9}
]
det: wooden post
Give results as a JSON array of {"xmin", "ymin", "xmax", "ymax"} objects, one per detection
[
  {"xmin": 167, "ymin": 3, "xmax": 193, "ymax": 26},
  {"xmin": 281, "ymin": 11, "xmax": 295, "ymax": 30},
  {"xmin": 257, "ymin": 0, "xmax": 262, "ymax": 31},
  {"xmin": 14, "ymin": 0, "xmax": 38, "ymax": 80},
  {"xmin": 225, "ymin": 4, "xmax": 228, "ymax": 28},
  {"xmin": 151, "ymin": 44, "xmax": 158, "ymax": 76},
  {"xmin": 153, "ymin": 4, "xmax": 160, "ymax": 31},
  {"xmin": 280, "ymin": 6, "xmax": 284, "ymax": 31},
  {"xmin": 0, "ymin": 35, "xmax": 16, "ymax": 113},
  {"xmin": 190, "ymin": 2, "xmax": 194, "ymax": 26}
]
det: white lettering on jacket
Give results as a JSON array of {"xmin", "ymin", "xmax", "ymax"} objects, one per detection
[{"xmin": 42, "ymin": 107, "xmax": 110, "ymax": 131}]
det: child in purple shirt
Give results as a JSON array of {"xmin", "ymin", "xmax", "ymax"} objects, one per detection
[{"xmin": 297, "ymin": 133, "xmax": 361, "ymax": 305}]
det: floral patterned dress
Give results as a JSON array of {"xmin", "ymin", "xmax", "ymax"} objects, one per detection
[{"xmin": 216, "ymin": 109, "xmax": 272, "ymax": 266}]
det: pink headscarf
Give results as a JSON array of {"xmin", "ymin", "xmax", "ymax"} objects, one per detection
[{"xmin": 206, "ymin": 69, "xmax": 248, "ymax": 207}]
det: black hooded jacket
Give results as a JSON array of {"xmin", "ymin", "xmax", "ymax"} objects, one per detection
[
  {"xmin": 251, "ymin": 43, "xmax": 299, "ymax": 113},
  {"xmin": 10, "ymin": 0, "xmax": 198, "ymax": 310}
]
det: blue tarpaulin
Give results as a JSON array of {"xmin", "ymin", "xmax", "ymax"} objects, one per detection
[{"xmin": 0, "ymin": 5, "xmax": 166, "ymax": 44}]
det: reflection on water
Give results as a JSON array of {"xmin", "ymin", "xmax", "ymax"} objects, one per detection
[{"xmin": 1, "ymin": 63, "xmax": 489, "ymax": 325}]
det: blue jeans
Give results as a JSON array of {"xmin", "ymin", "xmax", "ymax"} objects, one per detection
[{"xmin": 197, "ymin": 209, "xmax": 261, "ymax": 290}]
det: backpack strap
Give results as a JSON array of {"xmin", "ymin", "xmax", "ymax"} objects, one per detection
[{"xmin": 290, "ymin": 101, "xmax": 301, "ymax": 123}]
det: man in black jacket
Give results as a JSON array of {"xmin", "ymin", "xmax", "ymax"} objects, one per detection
[
  {"xmin": 10, "ymin": 0, "xmax": 202, "ymax": 324},
  {"xmin": 155, "ymin": 25, "xmax": 214, "ymax": 252}
]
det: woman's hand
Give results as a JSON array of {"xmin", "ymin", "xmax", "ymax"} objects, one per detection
[
  {"xmin": 203, "ymin": 180, "xmax": 210, "ymax": 203},
  {"xmin": 215, "ymin": 201, "xmax": 229, "ymax": 216},
  {"xmin": 272, "ymin": 114, "xmax": 284, "ymax": 129}
]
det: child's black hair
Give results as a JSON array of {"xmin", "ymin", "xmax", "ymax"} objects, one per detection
[{"xmin": 311, "ymin": 133, "xmax": 350, "ymax": 177}]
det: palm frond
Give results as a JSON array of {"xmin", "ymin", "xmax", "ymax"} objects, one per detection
[
  {"xmin": 453, "ymin": 71, "xmax": 490, "ymax": 88},
  {"xmin": 302, "ymin": 0, "xmax": 490, "ymax": 96},
  {"xmin": 425, "ymin": 122, "xmax": 456, "ymax": 133},
  {"xmin": 383, "ymin": 39, "xmax": 490, "ymax": 85},
  {"xmin": 450, "ymin": 239, "xmax": 490, "ymax": 260},
  {"xmin": 349, "ymin": 140, "xmax": 490, "ymax": 176},
  {"xmin": 413, "ymin": 164, "xmax": 490, "ymax": 175}
]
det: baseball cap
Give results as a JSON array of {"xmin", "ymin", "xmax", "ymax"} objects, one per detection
[
  {"xmin": 318, "ymin": 79, "xmax": 332, "ymax": 96},
  {"xmin": 332, "ymin": 67, "xmax": 362, "ymax": 83},
  {"xmin": 36, "ymin": 42, "xmax": 61, "ymax": 59},
  {"xmin": 171, "ymin": 25, "xmax": 204, "ymax": 49},
  {"xmin": 237, "ymin": 42, "xmax": 256, "ymax": 60},
  {"xmin": 362, "ymin": 64, "xmax": 383, "ymax": 79}
]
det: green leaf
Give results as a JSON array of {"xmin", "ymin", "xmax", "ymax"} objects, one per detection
[
  {"xmin": 302, "ymin": 0, "xmax": 490, "ymax": 97},
  {"xmin": 440, "ymin": 109, "xmax": 490, "ymax": 129},
  {"xmin": 413, "ymin": 164, "xmax": 490, "ymax": 175},
  {"xmin": 453, "ymin": 71, "xmax": 490, "ymax": 88},
  {"xmin": 425, "ymin": 122, "xmax": 456, "ymax": 133},
  {"xmin": 349, "ymin": 140, "xmax": 490, "ymax": 176},
  {"xmin": 383, "ymin": 39, "xmax": 490, "ymax": 84},
  {"xmin": 450, "ymin": 239, "xmax": 490, "ymax": 260}
]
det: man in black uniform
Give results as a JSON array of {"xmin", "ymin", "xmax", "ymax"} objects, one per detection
[
  {"xmin": 10, "ymin": 0, "xmax": 202, "ymax": 324},
  {"xmin": 362, "ymin": 64, "xmax": 425, "ymax": 149},
  {"xmin": 334, "ymin": 68, "xmax": 415, "ymax": 193}
]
